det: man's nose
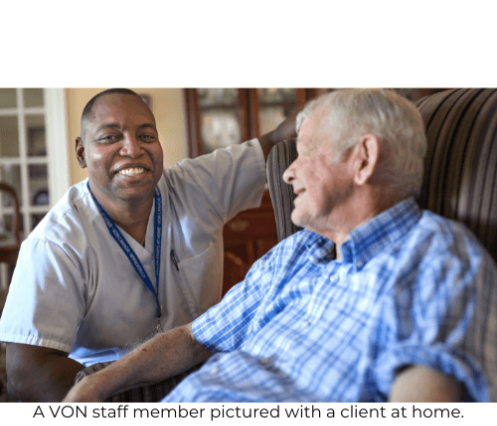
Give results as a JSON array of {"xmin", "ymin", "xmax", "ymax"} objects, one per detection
[
  {"xmin": 282, "ymin": 163, "xmax": 295, "ymax": 184},
  {"xmin": 120, "ymin": 134, "xmax": 143, "ymax": 157}
]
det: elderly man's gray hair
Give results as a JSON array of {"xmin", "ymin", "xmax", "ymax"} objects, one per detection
[{"xmin": 296, "ymin": 89, "xmax": 427, "ymax": 199}]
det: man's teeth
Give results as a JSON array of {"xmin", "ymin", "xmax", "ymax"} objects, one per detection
[{"xmin": 119, "ymin": 167, "xmax": 145, "ymax": 176}]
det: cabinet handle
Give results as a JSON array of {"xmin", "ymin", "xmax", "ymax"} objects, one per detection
[{"xmin": 227, "ymin": 219, "xmax": 249, "ymax": 232}]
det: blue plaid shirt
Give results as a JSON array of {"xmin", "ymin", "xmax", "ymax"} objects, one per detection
[{"xmin": 163, "ymin": 197, "xmax": 497, "ymax": 402}]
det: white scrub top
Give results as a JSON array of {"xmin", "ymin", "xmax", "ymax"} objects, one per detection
[{"xmin": 0, "ymin": 139, "xmax": 266, "ymax": 366}]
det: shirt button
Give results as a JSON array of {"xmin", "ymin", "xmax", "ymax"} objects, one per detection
[
  {"xmin": 330, "ymin": 275, "xmax": 338, "ymax": 282},
  {"xmin": 357, "ymin": 261, "xmax": 364, "ymax": 268},
  {"xmin": 302, "ymin": 321, "xmax": 310, "ymax": 327},
  {"xmin": 210, "ymin": 367, "xmax": 220, "ymax": 374},
  {"xmin": 260, "ymin": 358, "xmax": 271, "ymax": 365}
]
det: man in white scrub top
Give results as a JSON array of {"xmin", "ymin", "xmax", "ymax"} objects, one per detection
[{"xmin": 0, "ymin": 88, "xmax": 296, "ymax": 401}]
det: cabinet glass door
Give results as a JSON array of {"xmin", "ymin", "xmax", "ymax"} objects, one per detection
[
  {"xmin": 257, "ymin": 88, "xmax": 299, "ymax": 135},
  {"xmin": 197, "ymin": 89, "xmax": 243, "ymax": 155}
]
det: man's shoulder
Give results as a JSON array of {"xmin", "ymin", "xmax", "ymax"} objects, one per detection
[
  {"xmin": 403, "ymin": 209, "xmax": 496, "ymax": 275},
  {"xmin": 27, "ymin": 180, "xmax": 95, "ymax": 245},
  {"xmin": 165, "ymin": 139, "xmax": 263, "ymax": 179},
  {"xmin": 416, "ymin": 210, "xmax": 486, "ymax": 251}
]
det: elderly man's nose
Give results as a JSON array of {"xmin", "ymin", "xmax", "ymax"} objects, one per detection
[{"xmin": 282, "ymin": 165, "xmax": 294, "ymax": 184}]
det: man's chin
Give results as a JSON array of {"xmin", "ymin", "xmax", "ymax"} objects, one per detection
[
  {"xmin": 113, "ymin": 184, "xmax": 155, "ymax": 202},
  {"xmin": 290, "ymin": 211, "xmax": 308, "ymax": 229}
]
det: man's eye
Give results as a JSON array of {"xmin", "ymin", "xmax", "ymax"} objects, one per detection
[
  {"xmin": 99, "ymin": 135, "xmax": 117, "ymax": 142},
  {"xmin": 140, "ymin": 134, "xmax": 157, "ymax": 142}
]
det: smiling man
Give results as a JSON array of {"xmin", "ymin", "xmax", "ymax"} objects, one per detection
[
  {"xmin": 0, "ymin": 88, "xmax": 296, "ymax": 401},
  {"xmin": 64, "ymin": 89, "xmax": 497, "ymax": 403}
]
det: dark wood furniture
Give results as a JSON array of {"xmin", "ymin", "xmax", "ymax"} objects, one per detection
[
  {"xmin": 184, "ymin": 89, "xmax": 310, "ymax": 158},
  {"xmin": 222, "ymin": 191, "xmax": 278, "ymax": 294}
]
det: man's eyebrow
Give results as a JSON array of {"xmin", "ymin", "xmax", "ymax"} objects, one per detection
[
  {"xmin": 137, "ymin": 123, "xmax": 157, "ymax": 131},
  {"xmin": 94, "ymin": 123, "xmax": 157, "ymax": 133},
  {"xmin": 95, "ymin": 123, "xmax": 121, "ymax": 133}
]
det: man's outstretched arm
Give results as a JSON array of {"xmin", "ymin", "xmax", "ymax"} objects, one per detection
[
  {"xmin": 63, "ymin": 322, "xmax": 211, "ymax": 402},
  {"xmin": 6, "ymin": 343, "xmax": 85, "ymax": 402}
]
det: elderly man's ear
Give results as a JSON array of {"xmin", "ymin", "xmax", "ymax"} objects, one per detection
[
  {"xmin": 75, "ymin": 137, "xmax": 87, "ymax": 168},
  {"xmin": 352, "ymin": 134, "xmax": 380, "ymax": 186}
]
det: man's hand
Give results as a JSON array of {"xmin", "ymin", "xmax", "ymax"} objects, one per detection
[
  {"xmin": 271, "ymin": 111, "xmax": 299, "ymax": 144},
  {"xmin": 63, "ymin": 375, "xmax": 105, "ymax": 402},
  {"xmin": 6, "ymin": 343, "xmax": 85, "ymax": 402},
  {"xmin": 258, "ymin": 112, "xmax": 298, "ymax": 161}
]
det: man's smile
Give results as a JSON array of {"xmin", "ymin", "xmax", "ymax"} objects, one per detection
[
  {"xmin": 117, "ymin": 167, "xmax": 146, "ymax": 177},
  {"xmin": 113, "ymin": 162, "xmax": 152, "ymax": 180},
  {"xmin": 293, "ymin": 187, "xmax": 306, "ymax": 202}
]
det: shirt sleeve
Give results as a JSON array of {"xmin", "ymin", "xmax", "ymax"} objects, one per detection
[
  {"xmin": 0, "ymin": 238, "xmax": 86, "ymax": 353},
  {"xmin": 372, "ymin": 231, "xmax": 497, "ymax": 402},
  {"xmin": 166, "ymin": 139, "xmax": 266, "ymax": 223}
]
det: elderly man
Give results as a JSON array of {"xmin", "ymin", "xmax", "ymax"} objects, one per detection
[
  {"xmin": 65, "ymin": 89, "xmax": 497, "ymax": 403},
  {"xmin": 0, "ymin": 88, "xmax": 296, "ymax": 401}
]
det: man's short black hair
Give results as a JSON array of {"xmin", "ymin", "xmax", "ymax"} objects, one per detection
[{"xmin": 81, "ymin": 88, "xmax": 143, "ymax": 122}]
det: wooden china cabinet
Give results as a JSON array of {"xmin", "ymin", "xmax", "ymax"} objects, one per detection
[{"xmin": 184, "ymin": 89, "xmax": 326, "ymax": 294}]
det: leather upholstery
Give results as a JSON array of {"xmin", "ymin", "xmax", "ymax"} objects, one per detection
[
  {"xmin": 266, "ymin": 138, "xmax": 301, "ymax": 242},
  {"xmin": 415, "ymin": 89, "xmax": 497, "ymax": 262}
]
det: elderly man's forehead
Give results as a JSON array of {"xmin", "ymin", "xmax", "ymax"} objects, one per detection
[{"xmin": 304, "ymin": 104, "xmax": 336, "ymax": 134}]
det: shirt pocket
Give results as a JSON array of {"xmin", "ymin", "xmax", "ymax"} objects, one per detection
[{"xmin": 175, "ymin": 242, "xmax": 222, "ymax": 318}]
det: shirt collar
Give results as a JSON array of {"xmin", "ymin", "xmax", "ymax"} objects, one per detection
[
  {"xmin": 340, "ymin": 196, "xmax": 422, "ymax": 269},
  {"xmin": 302, "ymin": 229, "xmax": 336, "ymax": 264}
]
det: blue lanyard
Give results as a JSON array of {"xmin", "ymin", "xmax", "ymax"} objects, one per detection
[{"xmin": 87, "ymin": 182, "xmax": 162, "ymax": 319}]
